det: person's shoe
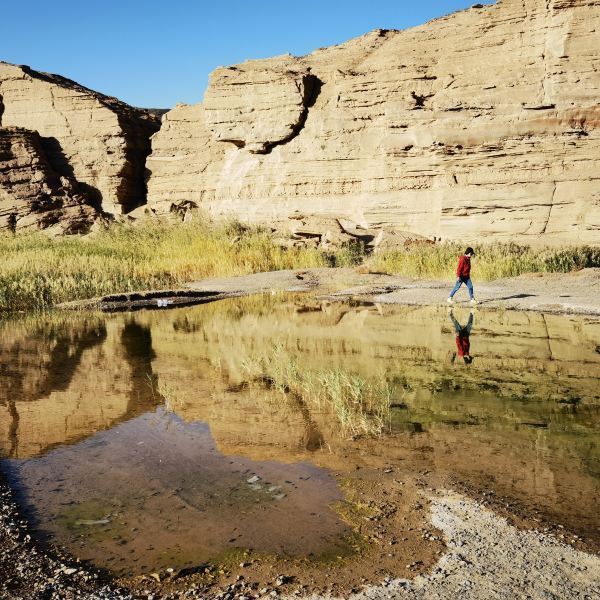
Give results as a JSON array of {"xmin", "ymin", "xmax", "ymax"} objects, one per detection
[
  {"xmin": 447, "ymin": 298, "xmax": 453, "ymax": 304},
  {"xmin": 470, "ymin": 298, "xmax": 478, "ymax": 305}
]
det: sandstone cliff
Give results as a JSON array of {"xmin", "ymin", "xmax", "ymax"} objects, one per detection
[
  {"xmin": 147, "ymin": 0, "xmax": 600, "ymax": 246},
  {"xmin": 0, "ymin": 62, "xmax": 161, "ymax": 216},
  {"xmin": 0, "ymin": 127, "xmax": 98, "ymax": 233}
]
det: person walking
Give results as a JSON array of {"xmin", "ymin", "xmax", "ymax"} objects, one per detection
[{"xmin": 447, "ymin": 247, "xmax": 477, "ymax": 304}]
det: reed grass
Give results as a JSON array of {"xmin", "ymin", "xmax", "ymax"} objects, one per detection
[
  {"xmin": 2, "ymin": 219, "xmax": 598, "ymax": 313},
  {"xmin": 368, "ymin": 242, "xmax": 600, "ymax": 280},
  {"xmin": 0, "ymin": 220, "xmax": 341, "ymax": 312},
  {"xmin": 244, "ymin": 346, "xmax": 392, "ymax": 437}
]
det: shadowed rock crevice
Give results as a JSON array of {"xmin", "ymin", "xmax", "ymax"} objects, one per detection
[
  {"xmin": 260, "ymin": 74, "xmax": 323, "ymax": 154},
  {"xmin": 0, "ymin": 61, "xmax": 161, "ymax": 216},
  {"xmin": 0, "ymin": 128, "xmax": 100, "ymax": 233}
]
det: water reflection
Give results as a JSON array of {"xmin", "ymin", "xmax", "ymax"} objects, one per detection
[
  {"xmin": 6, "ymin": 408, "xmax": 347, "ymax": 575},
  {"xmin": 449, "ymin": 308, "xmax": 474, "ymax": 365},
  {"xmin": 0, "ymin": 299, "xmax": 599, "ymax": 574}
]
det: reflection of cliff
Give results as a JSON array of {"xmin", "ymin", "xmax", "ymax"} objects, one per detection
[
  {"xmin": 0, "ymin": 316, "xmax": 159, "ymax": 458},
  {"xmin": 0, "ymin": 300, "xmax": 598, "ymax": 538},
  {"xmin": 120, "ymin": 320, "xmax": 159, "ymax": 413},
  {"xmin": 141, "ymin": 299, "xmax": 600, "ymax": 536}
]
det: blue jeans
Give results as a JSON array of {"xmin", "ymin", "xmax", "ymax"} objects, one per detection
[{"xmin": 449, "ymin": 277, "xmax": 474, "ymax": 300}]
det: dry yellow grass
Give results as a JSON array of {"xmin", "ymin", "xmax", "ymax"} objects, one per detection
[
  {"xmin": 368, "ymin": 242, "xmax": 600, "ymax": 280},
  {"xmin": 0, "ymin": 220, "xmax": 338, "ymax": 311},
  {"xmin": 2, "ymin": 220, "xmax": 598, "ymax": 313}
]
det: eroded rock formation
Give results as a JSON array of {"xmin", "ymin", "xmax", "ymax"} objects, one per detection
[
  {"xmin": 147, "ymin": 0, "xmax": 600, "ymax": 246},
  {"xmin": 0, "ymin": 127, "xmax": 98, "ymax": 233},
  {"xmin": 0, "ymin": 62, "xmax": 161, "ymax": 217}
]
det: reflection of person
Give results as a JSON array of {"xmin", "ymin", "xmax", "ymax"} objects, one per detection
[
  {"xmin": 447, "ymin": 247, "xmax": 477, "ymax": 304},
  {"xmin": 450, "ymin": 309, "xmax": 474, "ymax": 365}
]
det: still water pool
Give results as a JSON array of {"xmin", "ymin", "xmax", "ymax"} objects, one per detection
[{"xmin": 1, "ymin": 296, "xmax": 599, "ymax": 575}]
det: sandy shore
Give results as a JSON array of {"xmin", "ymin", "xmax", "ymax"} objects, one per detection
[{"xmin": 3, "ymin": 471, "xmax": 599, "ymax": 599}]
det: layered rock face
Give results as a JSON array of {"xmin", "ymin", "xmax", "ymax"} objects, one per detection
[
  {"xmin": 0, "ymin": 62, "xmax": 161, "ymax": 216},
  {"xmin": 145, "ymin": 103, "xmax": 226, "ymax": 210},
  {"xmin": 0, "ymin": 127, "xmax": 98, "ymax": 233},
  {"xmin": 147, "ymin": 0, "xmax": 600, "ymax": 246}
]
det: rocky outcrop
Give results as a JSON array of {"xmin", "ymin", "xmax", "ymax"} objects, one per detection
[
  {"xmin": 0, "ymin": 62, "xmax": 161, "ymax": 215},
  {"xmin": 0, "ymin": 127, "xmax": 99, "ymax": 233},
  {"xmin": 145, "ymin": 103, "xmax": 226, "ymax": 210},
  {"xmin": 147, "ymin": 0, "xmax": 600, "ymax": 246},
  {"xmin": 204, "ymin": 66, "xmax": 321, "ymax": 154}
]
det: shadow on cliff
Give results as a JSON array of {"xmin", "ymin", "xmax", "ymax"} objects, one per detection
[
  {"xmin": 261, "ymin": 74, "xmax": 323, "ymax": 155},
  {"xmin": 40, "ymin": 136, "xmax": 103, "ymax": 210}
]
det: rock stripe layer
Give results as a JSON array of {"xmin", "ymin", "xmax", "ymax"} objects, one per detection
[
  {"xmin": 0, "ymin": 127, "xmax": 98, "ymax": 233},
  {"xmin": 147, "ymin": 0, "xmax": 600, "ymax": 246}
]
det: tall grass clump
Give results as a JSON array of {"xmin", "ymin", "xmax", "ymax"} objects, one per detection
[
  {"xmin": 244, "ymin": 346, "xmax": 392, "ymax": 437},
  {"xmin": 369, "ymin": 242, "xmax": 600, "ymax": 281},
  {"xmin": 0, "ymin": 219, "xmax": 334, "ymax": 312}
]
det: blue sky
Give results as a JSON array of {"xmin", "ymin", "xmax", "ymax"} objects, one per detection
[{"xmin": 0, "ymin": 1, "xmax": 494, "ymax": 109}]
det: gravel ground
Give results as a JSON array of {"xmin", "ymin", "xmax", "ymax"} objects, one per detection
[
  {"xmin": 4, "ymin": 473, "xmax": 599, "ymax": 599},
  {"xmin": 0, "ymin": 474, "xmax": 131, "ymax": 599},
  {"xmin": 350, "ymin": 492, "xmax": 600, "ymax": 600}
]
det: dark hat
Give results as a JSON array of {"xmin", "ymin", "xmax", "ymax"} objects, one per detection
[{"xmin": 465, "ymin": 247, "xmax": 475, "ymax": 256}]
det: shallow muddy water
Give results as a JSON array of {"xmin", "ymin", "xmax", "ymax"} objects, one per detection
[{"xmin": 1, "ymin": 297, "xmax": 599, "ymax": 578}]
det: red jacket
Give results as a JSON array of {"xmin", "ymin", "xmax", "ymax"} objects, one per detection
[
  {"xmin": 456, "ymin": 334, "xmax": 470, "ymax": 357},
  {"xmin": 456, "ymin": 255, "xmax": 471, "ymax": 279}
]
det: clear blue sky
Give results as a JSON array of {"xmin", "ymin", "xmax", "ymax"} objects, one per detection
[{"xmin": 0, "ymin": 1, "xmax": 494, "ymax": 109}]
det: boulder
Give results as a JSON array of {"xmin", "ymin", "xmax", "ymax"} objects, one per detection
[{"xmin": 204, "ymin": 63, "xmax": 321, "ymax": 154}]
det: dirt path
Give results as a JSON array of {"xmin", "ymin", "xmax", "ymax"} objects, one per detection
[
  {"xmin": 63, "ymin": 267, "xmax": 600, "ymax": 316},
  {"xmin": 321, "ymin": 268, "xmax": 600, "ymax": 316},
  {"xmin": 185, "ymin": 267, "xmax": 600, "ymax": 316}
]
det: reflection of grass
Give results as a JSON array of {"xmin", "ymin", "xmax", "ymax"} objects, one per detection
[
  {"xmin": 369, "ymin": 242, "xmax": 600, "ymax": 280},
  {"xmin": 244, "ymin": 346, "xmax": 392, "ymax": 437},
  {"xmin": 154, "ymin": 380, "xmax": 183, "ymax": 413},
  {"xmin": 0, "ymin": 219, "xmax": 357, "ymax": 312}
]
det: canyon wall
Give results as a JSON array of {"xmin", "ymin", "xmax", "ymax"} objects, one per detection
[
  {"xmin": 0, "ymin": 62, "xmax": 161, "ymax": 228},
  {"xmin": 0, "ymin": 0, "xmax": 598, "ymax": 242},
  {"xmin": 147, "ymin": 0, "xmax": 600, "ymax": 245},
  {"xmin": 0, "ymin": 127, "xmax": 98, "ymax": 233}
]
